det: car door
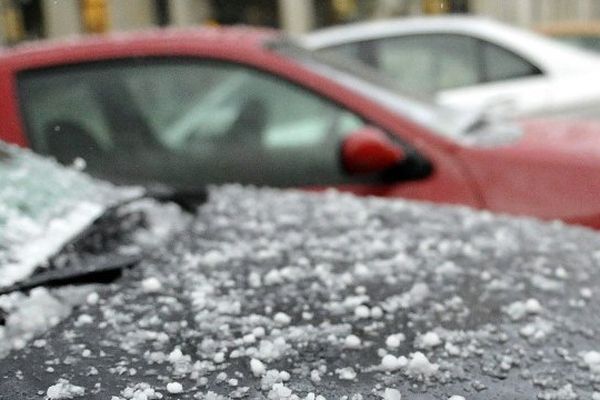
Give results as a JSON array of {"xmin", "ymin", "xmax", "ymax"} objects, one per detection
[
  {"xmin": 16, "ymin": 57, "xmax": 439, "ymax": 193},
  {"xmin": 15, "ymin": 55, "xmax": 484, "ymax": 207}
]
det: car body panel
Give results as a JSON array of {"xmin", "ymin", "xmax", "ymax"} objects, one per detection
[
  {"xmin": 437, "ymin": 75, "xmax": 551, "ymax": 116},
  {"xmin": 2, "ymin": 182, "xmax": 600, "ymax": 399},
  {"xmin": 0, "ymin": 63, "xmax": 26, "ymax": 147},
  {"xmin": 537, "ymin": 20, "xmax": 600, "ymax": 52},
  {"xmin": 458, "ymin": 124, "xmax": 600, "ymax": 225}
]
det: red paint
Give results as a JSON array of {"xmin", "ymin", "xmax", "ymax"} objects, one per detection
[
  {"xmin": 342, "ymin": 127, "xmax": 405, "ymax": 174},
  {"xmin": 0, "ymin": 62, "xmax": 28, "ymax": 147},
  {"xmin": 457, "ymin": 119, "xmax": 600, "ymax": 228},
  {"xmin": 2, "ymin": 28, "xmax": 600, "ymax": 228}
]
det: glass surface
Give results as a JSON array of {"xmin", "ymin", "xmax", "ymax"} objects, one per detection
[
  {"xmin": 482, "ymin": 42, "xmax": 541, "ymax": 82},
  {"xmin": 18, "ymin": 59, "xmax": 366, "ymax": 189},
  {"xmin": 278, "ymin": 40, "xmax": 505, "ymax": 141},
  {"xmin": 317, "ymin": 41, "xmax": 362, "ymax": 63},
  {"xmin": 0, "ymin": 143, "xmax": 121, "ymax": 284},
  {"xmin": 377, "ymin": 34, "xmax": 481, "ymax": 93},
  {"xmin": 0, "ymin": 144, "xmax": 109, "ymax": 227},
  {"xmin": 317, "ymin": 35, "xmax": 481, "ymax": 95}
]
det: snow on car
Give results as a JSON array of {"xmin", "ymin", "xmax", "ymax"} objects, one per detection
[
  {"xmin": 302, "ymin": 16, "xmax": 600, "ymax": 118},
  {"xmin": 0, "ymin": 143, "xmax": 135, "ymax": 287},
  {"xmin": 0, "ymin": 142, "xmax": 188, "ymax": 359},
  {"xmin": 2, "ymin": 146, "xmax": 600, "ymax": 399}
]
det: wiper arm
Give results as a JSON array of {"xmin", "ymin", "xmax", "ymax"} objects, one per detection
[
  {"xmin": 0, "ymin": 253, "xmax": 141, "ymax": 295},
  {"xmin": 50, "ymin": 184, "xmax": 208, "ymax": 258},
  {"xmin": 0, "ymin": 185, "xmax": 203, "ymax": 295}
]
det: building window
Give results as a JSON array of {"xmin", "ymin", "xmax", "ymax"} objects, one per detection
[
  {"xmin": 20, "ymin": 0, "xmax": 43, "ymax": 38},
  {"xmin": 211, "ymin": 0, "xmax": 279, "ymax": 27},
  {"xmin": 1, "ymin": 0, "xmax": 43, "ymax": 44},
  {"xmin": 314, "ymin": 0, "xmax": 379, "ymax": 28},
  {"xmin": 423, "ymin": 0, "xmax": 468, "ymax": 14},
  {"xmin": 154, "ymin": 0, "xmax": 169, "ymax": 26}
]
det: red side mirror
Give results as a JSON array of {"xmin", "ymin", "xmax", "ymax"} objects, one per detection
[{"xmin": 342, "ymin": 126, "xmax": 406, "ymax": 175}]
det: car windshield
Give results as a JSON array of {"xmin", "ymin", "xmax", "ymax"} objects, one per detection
[
  {"xmin": 270, "ymin": 38, "xmax": 491, "ymax": 141},
  {"xmin": 0, "ymin": 142, "xmax": 138, "ymax": 287},
  {"xmin": 0, "ymin": 142, "xmax": 190, "ymax": 358}
]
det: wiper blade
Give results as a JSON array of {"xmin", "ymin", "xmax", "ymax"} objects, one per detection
[
  {"xmin": 0, "ymin": 185, "xmax": 202, "ymax": 294},
  {"xmin": 42, "ymin": 183, "xmax": 207, "ymax": 261},
  {"xmin": 0, "ymin": 253, "xmax": 141, "ymax": 295}
]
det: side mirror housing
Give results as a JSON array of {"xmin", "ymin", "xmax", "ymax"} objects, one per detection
[{"xmin": 342, "ymin": 126, "xmax": 406, "ymax": 175}]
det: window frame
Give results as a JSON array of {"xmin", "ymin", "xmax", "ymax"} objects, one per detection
[
  {"xmin": 346, "ymin": 33, "xmax": 486, "ymax": 92},
  {"xmin": 16, "ymin": 55, "xmax": 425, "ymax": 186},
  {"xmin": 478, "ymin": 39, "xmax": 544, "ymax": 84},
  {"xmin": 323, "ymin": 32, "xmax": 544, "ymax": 91},
  {"xmin": 17, "ymin": 56, "xmax": 382, "ymax": 147}
]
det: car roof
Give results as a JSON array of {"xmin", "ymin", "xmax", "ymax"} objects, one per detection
[
  {"xmin": 0, "ymin": 25, "xmax": 279, "ymax": 62},
  {"xmin": 2, "ymin": 180, "xmax": 600, "ymax": 398},
  {"xmin": 301, "ymin": 15, "xmax": 600, "ymax": 74}
]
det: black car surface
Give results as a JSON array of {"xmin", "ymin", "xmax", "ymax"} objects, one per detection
[{"xmin": 1, "ymin": 143, "xmax": 600, "ymax": 399}]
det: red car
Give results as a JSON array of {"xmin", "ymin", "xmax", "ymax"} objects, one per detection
[{"xmin": 1, "ymin": 27, "xmax": 600, "ymax": 228}]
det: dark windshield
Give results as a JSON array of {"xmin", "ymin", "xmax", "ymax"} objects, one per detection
[{"xmin": 2, "ymin": 185, "xmax": 600, "ymax": 399}]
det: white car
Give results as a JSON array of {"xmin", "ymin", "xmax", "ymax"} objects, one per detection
[{"xmin": 301, "ymin": 16, "xmax": 600, "ymax": 117}]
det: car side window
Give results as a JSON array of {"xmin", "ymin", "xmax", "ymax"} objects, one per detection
[
  {"xmin": 372, "ymin": 34, "xmax": 481, "ymax": 95},
  {"xmin": 17, "ymin": 75, "xmax": 114, "ymax": 154},
  {"xmin": 481, "ymin": 42, "xmax": 542, "ymax": 82},
  {"xmin": 18, "ymin": 59, "xmax": 367, "ymax": 189},
  {"xmin": 317, "ymin": 42, "xmax": 362, "ymax": 62}
]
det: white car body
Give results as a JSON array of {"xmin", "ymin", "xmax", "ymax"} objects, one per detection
[{"xmin": 301, "ymin": 16, "xmax": 600, "ymax": 117}]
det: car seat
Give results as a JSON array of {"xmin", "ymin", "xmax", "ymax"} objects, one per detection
[{"xmin": 225, "ymin": 97, "xmax": 268, "ymax": 146}]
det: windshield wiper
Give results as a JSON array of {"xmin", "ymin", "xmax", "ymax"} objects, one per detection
[
  {"xmin": 0, "ymin": 197, "xmax": 143, "ymax": 295},
  {"xmin": 0, "ymin": 185, "xmax": 204, "ymax": 295},
  {"xmin": 50, "ymin": 185, "xmax": 207, "ymax": 258},
  {"xmin": 0, "ymin": 254, "xmax": 141, "ymax": 295}
]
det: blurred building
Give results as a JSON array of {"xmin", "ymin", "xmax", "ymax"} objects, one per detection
[
  {"xmin": 2, "ymin": 0, "xmax": 600, "ymax": 45},
  {"xmin": 472, "ymin": 0, "xmax": 600, "ymax": 27}
]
